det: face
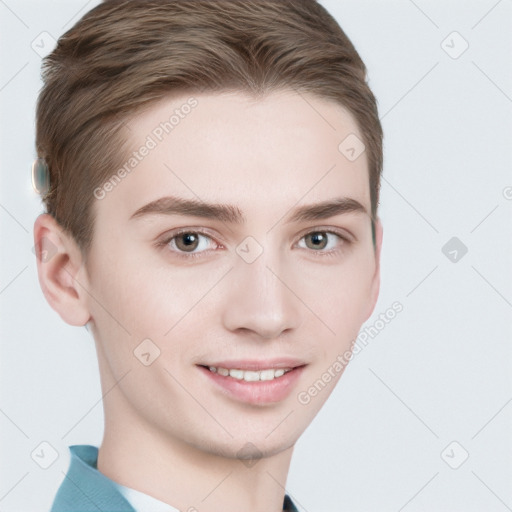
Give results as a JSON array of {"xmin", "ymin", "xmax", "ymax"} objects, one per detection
[{"xmin": 81, "ymin": 90, "xmax": 382, "ymax": 459}]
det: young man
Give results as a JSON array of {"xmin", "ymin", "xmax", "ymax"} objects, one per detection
[{"xmin": 33, "ymin": 1, "xmax": 383, "ymax": 510}]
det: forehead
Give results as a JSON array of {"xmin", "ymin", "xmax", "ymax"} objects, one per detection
[{"xmin": 98, "ymin": 90, "xmax": 371, "ymax": 223}]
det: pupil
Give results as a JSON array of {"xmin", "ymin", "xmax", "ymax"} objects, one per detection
[
  {"xmin": 177, "ymin": 233, "xmax": 198, "ymax": 251},
  {"xmin": 309, "ymin": 232, "xmax": 327, "ymax": 249},
  {"xmin": 183, "ymin": 233, "xmax": 196, "ymax": 245}
]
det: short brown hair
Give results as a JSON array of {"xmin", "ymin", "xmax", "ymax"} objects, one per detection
[{"xmin": 36, "ymin": 0, "xmax": 383, "ymax": 259}]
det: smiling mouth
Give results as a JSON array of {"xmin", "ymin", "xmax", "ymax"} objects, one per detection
[
  {"xmin": 197, "ymin": 362, "xmax": 307, "ymax": 404},
  {"xmin": 201, "ymin": 365, "xmax": 295, "ymax": 382}
]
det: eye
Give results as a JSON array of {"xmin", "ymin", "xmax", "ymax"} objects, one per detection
[
  {"xmin": 157, "ymin": 229, "xmax": 220, "ymax": 259},
  {"xmin": 156, "ymin": 227, "xmax": 352, "ymax": 261},
  {"xmin": 172, "ymin": 232, "xmax": 208, "ymax": 252},
  {"xmin": 296, "ymin": 230, "xmax": 350, "ymax": 255}
]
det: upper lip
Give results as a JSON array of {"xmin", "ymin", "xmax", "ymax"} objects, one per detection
[{"xmin": 199, "ymin": 358, "xmax": 307, "ymax": 371}]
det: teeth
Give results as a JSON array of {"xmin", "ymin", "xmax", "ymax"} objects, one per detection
[
  {"xmin": 243, "ymin": 371, "xmax": 260, "ymax": 382},
  {"xmin": 229, "ymin": 369, "xmax": 244, "ymax": 380},
  {"xmin": 208, "ymin": 366, "xmax": 292, "ymax": 381},
  {"xmin": 259, "ymin": 369, "xmax": 275, "ymax": 381}
]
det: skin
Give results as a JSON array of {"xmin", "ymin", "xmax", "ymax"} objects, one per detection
[{"xmin": 34, "ymin": 89, "xmax": 383, "ymax": 512}]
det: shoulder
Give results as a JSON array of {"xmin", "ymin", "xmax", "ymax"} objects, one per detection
[{"xmin": 50, "ymin": 445, "xmax": 135, "ymax": 512}]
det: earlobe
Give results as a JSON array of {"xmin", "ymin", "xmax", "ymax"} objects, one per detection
[{"xmin": 33, "ymin": 213, "xmax": 91, "ymax": 327}]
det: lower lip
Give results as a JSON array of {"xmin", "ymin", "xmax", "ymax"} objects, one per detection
[{"xmin": 197, "ymin": 365, "xmax": 306, "ymax": 405}]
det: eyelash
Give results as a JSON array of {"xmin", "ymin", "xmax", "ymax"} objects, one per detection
[{"xmin": 155, "ymin": 227, "xmax": 353, "ymax": 261}]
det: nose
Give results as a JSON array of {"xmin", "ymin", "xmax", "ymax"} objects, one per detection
[{"xmin": 220, "ymin": 249, "xmax": 303, "ymax": 340}]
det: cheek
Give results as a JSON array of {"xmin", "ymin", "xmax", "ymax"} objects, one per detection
[
  {"xmin": 293, "ymin": 256, "xmax": 374, "ymax": 332},
  {"xmin": 89, "ymin": 256, "xmax": 233, "ymax": 375},
  {"xmin": 89, "ymin": 248, "xmax": 199, "ymax": 335}
]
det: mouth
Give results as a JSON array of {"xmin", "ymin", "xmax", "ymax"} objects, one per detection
[
  {"xmin": 203, "ymin": 365, "xmax": 294, "ymax": 382},
  {"xmin": 196, "ymin": 360, "xmax": 307, "ymax": 405}
]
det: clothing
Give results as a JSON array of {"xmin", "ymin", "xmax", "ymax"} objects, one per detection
[
  {"xmin": 50, "ymin": 445, "xmax": 299, "ymax": 512},
  {"xmin": 114, "ymin": 480, "xmax": 179, "ymax": 511}
]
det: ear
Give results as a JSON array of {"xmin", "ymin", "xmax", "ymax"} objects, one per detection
[
  {"xmin": 363, "ymin": 216, "xmax": 383, "ymax": 323},
  {"xmin": 33, "ymin": 213, "xmax": 92, "ymax": 326}
]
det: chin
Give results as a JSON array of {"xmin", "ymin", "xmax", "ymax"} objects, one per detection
[{"xmin": 187, "ymin": 426, "xmax": 301, "ymax": 462}]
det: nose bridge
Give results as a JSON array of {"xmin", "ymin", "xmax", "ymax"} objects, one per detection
[{"xmin": 221, "ymin": 242, "xmax": 302, "ymax": 338}]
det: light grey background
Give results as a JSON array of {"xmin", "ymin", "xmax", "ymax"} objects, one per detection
[{"xmin": 1, "ymin": 1, "xmax": 511, "ymax": 511}]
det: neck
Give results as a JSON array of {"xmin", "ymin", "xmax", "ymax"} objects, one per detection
[{"xmin": 97, "ymin": 387, "xmax": 294, "ymax": 512}]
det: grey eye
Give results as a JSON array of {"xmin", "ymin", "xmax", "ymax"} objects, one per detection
[{"xmin": 303, "ymin": 232, "xmax": 329, "ymax": 250}]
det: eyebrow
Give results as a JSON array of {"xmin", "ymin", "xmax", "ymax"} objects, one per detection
[{"xmin": 129, "ymin": 195, "xmax": 369, "ymax": 224}]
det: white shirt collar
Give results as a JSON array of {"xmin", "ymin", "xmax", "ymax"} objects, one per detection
[{"xmin": 111, "ymin": 480, "xmax": 180, "ymax": 512}]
